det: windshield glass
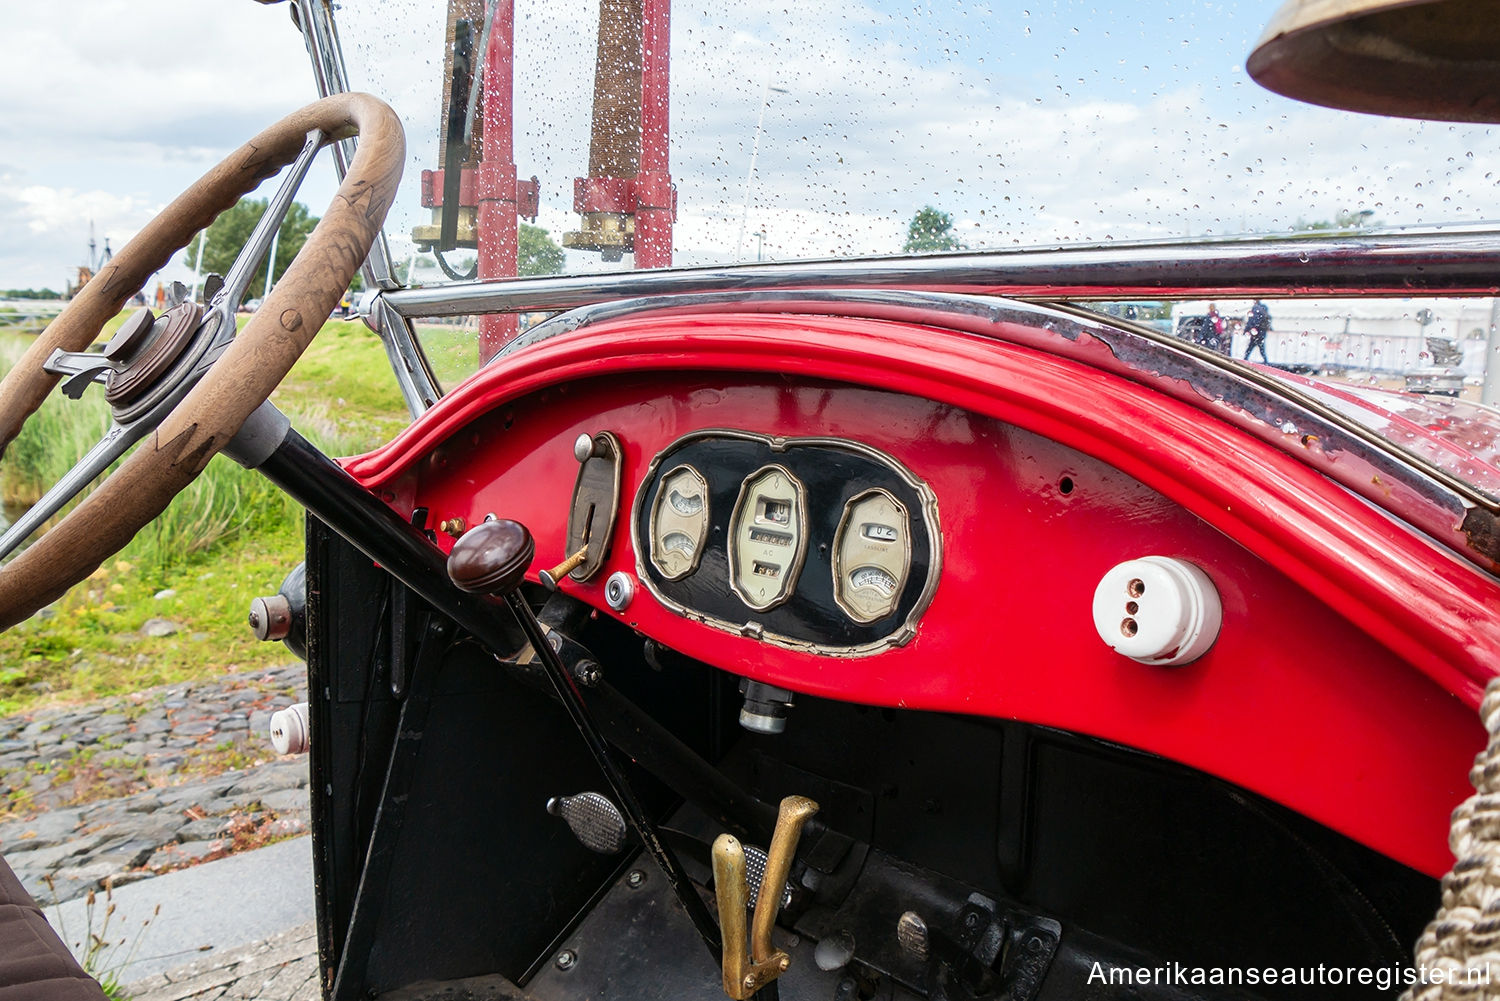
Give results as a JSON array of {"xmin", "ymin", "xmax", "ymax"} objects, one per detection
[
  {"xmin": 330, "ymin": 2, "xmax": 1500, "ymax": 273},
  {"xmin": 323, "ymin": 1, "xmax": 1500, "ymax": 498}
]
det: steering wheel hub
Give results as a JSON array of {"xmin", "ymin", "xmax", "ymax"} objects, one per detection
[{"xmin": 103, "ymin": 302, "xmax": 207, "ymax": 420}]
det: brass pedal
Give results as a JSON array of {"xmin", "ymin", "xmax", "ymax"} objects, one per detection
[{"xmin": 712, "ymin": 795, "xmax": 819, "ymax": 1000}]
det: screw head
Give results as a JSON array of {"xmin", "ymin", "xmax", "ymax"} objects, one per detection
[
  {"xmin": 626, "ymin": 869, "xmax": 646, "ymax": 888},
  {"xmin": 555, "ymin": 949, "xmax": 577, "ymax": 971},
  {"xmin": 575, "ymin": 660, "xmax": 602, "ymax": 686}
]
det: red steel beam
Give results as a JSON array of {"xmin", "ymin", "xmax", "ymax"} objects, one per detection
[
  {"xmin": 635, "ymin": 0, "xmax": 672, "ymax": 268},
  {"xmin": 477, "ymin": 0, "xmax": 520, "ymax": 356}
]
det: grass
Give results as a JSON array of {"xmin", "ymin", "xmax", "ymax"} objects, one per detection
[
  {"xmin": 48, "ymin": 879, "xmax": 159, "ymax": 1001},
  {"xmin": 417, "ymin": 321, "xmax": 484, "ymax": 391},
  {"xmin": 0, "ymin": 742, "xmax": 149, "ymax": 820},
  {"xmin": 0, "ymin": 314, "xmax": 413, "ymax": 717}
]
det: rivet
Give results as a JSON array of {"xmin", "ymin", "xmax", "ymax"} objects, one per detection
[{"xmin": 555, "ymin": 949, "xmax": 577, "ymax": 971}]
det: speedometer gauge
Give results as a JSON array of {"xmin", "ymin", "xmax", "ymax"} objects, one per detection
[{"xmin": 729, "ymin": 465, "xmax": 808, "ymax": 611}]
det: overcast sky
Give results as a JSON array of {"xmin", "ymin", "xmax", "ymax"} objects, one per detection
[{"xmin": 3, "ymin": 0, "xmax": 1497, "ymax": 292}]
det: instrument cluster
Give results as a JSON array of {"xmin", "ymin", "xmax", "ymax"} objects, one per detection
[{"xmin": 631, "ymin": 430, "xmax": 941, "ymax": 655}]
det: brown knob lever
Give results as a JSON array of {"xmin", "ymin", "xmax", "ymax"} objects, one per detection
[
  {"xmin": 539, "ymin": 545, "xmax": 588, "ymax": 591},
  {"xmin": 446, "ymin": 518, "xmax": 535, "ymax": 597},
  {"xmin": 445, "ymin": 519, "xmax": 727, "ymax": 958}
]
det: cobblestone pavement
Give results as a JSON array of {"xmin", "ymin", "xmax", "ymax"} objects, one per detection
[
  {"xmin": 127, "ymin": 922, "xmax": 320, "ymax": 1001},
  {"xmin": 0, "ymin": 664, "xmax": 310, "ymax": 903}
]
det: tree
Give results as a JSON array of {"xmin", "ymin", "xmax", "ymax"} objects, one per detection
[
  {"xmin": 903, "ymin": 206, "xmax": 966, "ymax": 253},
  {"xmin": 519, "ymin": 223, "xmax": 565, "ymax": 276},
  {"xmin": 1290, "ymin": 208, "xmax": 1379, "ymax": 233},
  {"xmin": 182, "ymin": 198, "xmax": 320, "ymax": 301}
]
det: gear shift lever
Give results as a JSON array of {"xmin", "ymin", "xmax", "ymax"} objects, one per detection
[{"xmin": 446, "ymin": 518, "xmax": 723, "ymax": 957}]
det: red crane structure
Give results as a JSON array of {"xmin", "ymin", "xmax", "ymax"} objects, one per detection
[{"xmin": 415, "ymin": 0, "xmax": 675, "ymax": 358}]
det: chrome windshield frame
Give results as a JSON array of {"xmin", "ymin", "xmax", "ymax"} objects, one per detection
[
  {"xmin": 284, "ymin": 0, "xmax": 1500, "ymax": 543},
  {"xmin": 292, "ymin": 0, "xmax": 442, "ymax": 417}
]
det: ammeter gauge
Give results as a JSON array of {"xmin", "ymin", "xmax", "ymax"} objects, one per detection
[{"xmin": 649, "ymin": 465, "xmax": 710, "ymax": 580}]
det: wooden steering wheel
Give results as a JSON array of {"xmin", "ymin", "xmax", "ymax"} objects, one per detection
[{"xmin": 0, "ymin": 93, "xmax": 404, "ymax": 631}]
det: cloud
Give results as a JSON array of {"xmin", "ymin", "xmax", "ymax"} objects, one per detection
[{"xmin": 3, "ymin": 0, "xmax": 1497, "ymax": 289}]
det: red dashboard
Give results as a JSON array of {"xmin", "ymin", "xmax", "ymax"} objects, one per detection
[{"xmin": 345, "ymin": 306, "xmax": 1499, "ymax": 878}]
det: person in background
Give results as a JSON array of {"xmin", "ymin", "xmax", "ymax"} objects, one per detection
[
  {"xmin": 1206, "ymin": 303, "xmax": 1226, "ymax": 354},
  {"xmin": 1244, "ymin": 299, "xmax": 1271, "ymax": 363}
]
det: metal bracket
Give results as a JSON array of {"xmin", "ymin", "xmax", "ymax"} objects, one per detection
[
  {"xmin": 43, "ymin": 349, "xmax": 114, "ymax": 399},
  {"xmin": 927, "ymin": 895, "xmax": 1060, "ymax": 1001}
]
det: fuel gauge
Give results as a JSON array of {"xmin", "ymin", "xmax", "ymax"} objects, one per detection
[{"xmin": 650, "ymin": 465, "xmax": 710, "ymax": 579}]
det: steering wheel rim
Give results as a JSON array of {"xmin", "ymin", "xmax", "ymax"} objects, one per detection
[{"xmin": 0, "ymin": 92, "xmax": 404, "ymax": 631}]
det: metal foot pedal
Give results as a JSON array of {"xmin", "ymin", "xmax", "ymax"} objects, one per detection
[
  {"xmin": 743, "ymin": 843, "xmax": 793, "ymax": 911},
  {"xmin": 547, "ymin": 791, "xmax": 628, "ymax": 854}
]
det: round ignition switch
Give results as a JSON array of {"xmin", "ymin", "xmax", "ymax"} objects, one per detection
[{"xmin": 1091, "ymin": 556, "xmax": 1222, "ymax": 666}]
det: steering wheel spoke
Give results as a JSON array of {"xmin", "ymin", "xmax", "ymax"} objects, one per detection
[
  {"xmin": 216, "ymin": 129, "xmax": 326, "ymax": 315},
  {"xmin": 0, "ymin": 422, "xmax": 146, "ymax": 563}
]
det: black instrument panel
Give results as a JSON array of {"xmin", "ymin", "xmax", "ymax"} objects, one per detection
[{"xmin": 631, "ymin": 431, "xmax": 941, "ymax": 654}]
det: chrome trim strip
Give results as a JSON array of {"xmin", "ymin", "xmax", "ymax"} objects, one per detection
[{"xmin": 382, "ymin": 231, "xmax": 1500, "ymax": 318}]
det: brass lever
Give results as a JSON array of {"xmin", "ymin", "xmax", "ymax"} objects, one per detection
[
  {"xmin": 539, "ymin": 545, "xmax": 588, "ymax": 590},
  {"xmin": 712, "ymin": 795, "xmax": 819, "ymax": 999}
]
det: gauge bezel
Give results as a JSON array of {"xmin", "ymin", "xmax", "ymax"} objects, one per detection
[{"xmin": 630, "ymin": 429, "xmax": 943, "ymax": 657}]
